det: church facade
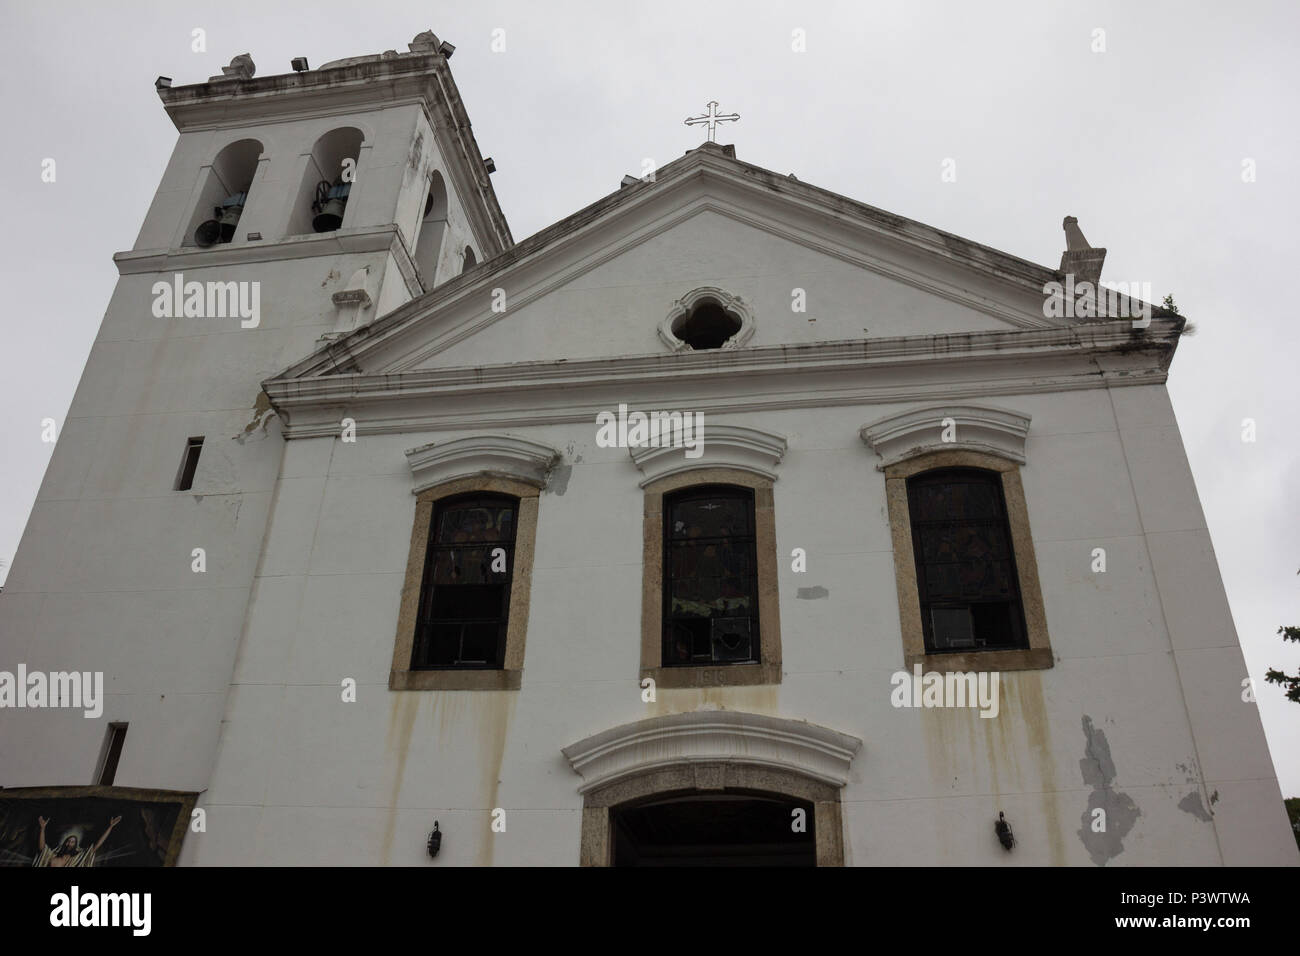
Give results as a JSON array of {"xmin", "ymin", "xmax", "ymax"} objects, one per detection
[{"xmin": 1, "ymin": 34, "xmax": 1294, "ymax": 866}]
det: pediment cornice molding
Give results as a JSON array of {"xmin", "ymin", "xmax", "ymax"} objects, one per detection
[
  {"xmin": 860, "ymin": 403, "xmax": 1032, "ymax": 468},
  {"xmin": 404, "ymin": 433, "xmax": 561, "ymax": 492},
  {"xmin": 561, "ymin": 710, "xmax": 863, "ymax": 793},
  {"xmin": 629, "ymin": 423, "xmax": 787, "ymax": 485}
]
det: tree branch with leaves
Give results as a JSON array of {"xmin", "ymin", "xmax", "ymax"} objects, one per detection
[{"xmin": 1264, "ymin": 569, "xmax": 1300, "ymax": 703}]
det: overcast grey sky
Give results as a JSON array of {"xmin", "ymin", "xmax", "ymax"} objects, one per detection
[{"xmin": 2, "ymin": 0, "xmax": 1297, "ymax": 794}]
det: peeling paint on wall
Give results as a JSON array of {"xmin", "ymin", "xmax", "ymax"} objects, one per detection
[
  {"xmin": 235, "ymin": 392, "xmax": 277, "ymax": 444},
  {"xmin": 1077, "ymin": 715, "xmax": 1140, "ymax": 865},
  {"xmin": 1178, "ymin": 790, "xmax": 1214, "ymax": 822}
]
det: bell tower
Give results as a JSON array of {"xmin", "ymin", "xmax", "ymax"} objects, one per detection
[{"xmin": 0, "ymin": 33, "xmax": 510, "ymax": 798}]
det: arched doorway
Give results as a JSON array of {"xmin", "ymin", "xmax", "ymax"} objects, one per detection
[{"xmin": 563, "ymin": 711, "xmax": 861, "ymax": 867}]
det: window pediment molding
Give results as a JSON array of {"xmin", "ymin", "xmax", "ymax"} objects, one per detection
[
  {"xmin": 562, "ymin": 710, "xmax": 862, "ymax": 794},
  {"xmin": 405, "ymin": 433, "xmax": 561, "ymax": 494},
  {"xmin": 629, "ymin": 423, "xmax": 786, "ymax": 486},
  {"xmin": 659, "ymin": 286, "xmax": 756, "ymax": 352},
  {"xmin": 860, "ymin": 403, "xmax": 1030, "ymax": 469}
]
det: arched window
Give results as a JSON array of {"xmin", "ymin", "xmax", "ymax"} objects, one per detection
[
  {"xmin": 184, "ymin": 138, "xmax": 263, "ymax": 247},
  {"xmin": 662, "ymin": 485, "xmax": 760, "ymax": 667},
  {"xmin": 413, "ymin": 171, "xmax": 448, "ymax": 286},
  {"xmin": 461, "ymin": 245, "xmax": 477, "ymax": 272},
  {"xmin": 412, "ymin": 493, "xmax": 518, "ymax": 669},
  {"xmin": 906, "ymin": 468, "xmax": 1027, "ymax": 652},
  {"xmin": 287, "ymin": 127, "xmax": 363, "ymax": 236}
]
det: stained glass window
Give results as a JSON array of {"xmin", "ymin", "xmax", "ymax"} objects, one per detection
[
  {"xmin": 663, "ymin": 486, "xmax": 760, "ymax": 666},
  {"xmin": 906, "ymin": 469, "xmax": 1027, "ymax": 653},
  {"xmin": 413, "ymin": 494, "xmax": 517, "ymax": 669}
]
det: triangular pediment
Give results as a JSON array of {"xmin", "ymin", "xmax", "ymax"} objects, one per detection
[{"xmin": 273, "ymin": 146, "xmax": 1081, "ymax": 382}]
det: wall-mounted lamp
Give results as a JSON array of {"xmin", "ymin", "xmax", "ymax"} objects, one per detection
[
  {"xmin": 439, "ymin": 41, "xmax": 456, "ymax": 58},
  {"xmin": 995, "ymin": 811, "xmax": 1015, "ymax": 851},
  {"xmin": 483, "ymin": 157, "xmax": 497, "ymax": 174},
  {"xmin": 291, "ymin": 57, "xmax": 310, "ymax": 72},
  {"xmin": 155, "ymin": 76, "xmax": 172, "ymax": 90},
  {"xmin": 427, "ymin": 821, "xmax": 442, "ymax": 858}
]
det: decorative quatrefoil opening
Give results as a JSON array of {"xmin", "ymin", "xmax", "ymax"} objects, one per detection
[{"xmin": 660, "ymin": 287, "xmax": 755, "ymax": 352}]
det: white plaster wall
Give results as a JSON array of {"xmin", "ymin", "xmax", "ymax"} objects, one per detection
[
  {"xmin": 190, "ymin": 382, "xmax": 1298, "ymax": 865},
  {"xmin": 0, "ymin": 249, "xmax": 400, "ymax": 793},
  {"xmin": 410, "ymin": 209, "xmax": 1013, "ymax": 371}
]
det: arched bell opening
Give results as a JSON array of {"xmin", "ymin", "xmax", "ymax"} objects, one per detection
[
  {"xmin": 413, "ymin": 171, "xmax": 449, "ymax": 287},
  {"xmin": 185, "ymin": 138, "xmax": 263, "ymax": 248},
  {"xmin": 287, "ymin": 127, "xmax": 364, "ymax": 236}
]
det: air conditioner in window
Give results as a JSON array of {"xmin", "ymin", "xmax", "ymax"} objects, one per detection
[
  {"xmin": 711, "ymin": 617, "xmax": 753, "ymax": 662},
  {"xmin": 930, "ymin": 607, "xmax": 977, "ymax": 649}
]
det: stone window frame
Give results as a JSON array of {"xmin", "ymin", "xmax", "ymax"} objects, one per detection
[
  {"xmin": 390, "ymin": 474, "xmax": 540, "ymax": 691},
  {"xmin": 884, "ymin": 449, "xmax": 1053, "ymax": 672},
  {"xmin": 640, "ymin": 467, "xmax": 782, "ymax": 688},
  {"xmin": 391, "ymin": 433, "xmax": 559, "ymax": 691}
]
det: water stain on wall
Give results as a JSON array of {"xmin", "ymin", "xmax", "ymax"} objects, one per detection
[
  {"xmin": 379, "ymin": 690, "xmax": 518, "ymax": 866},
  {"xmin": 546, "ymin": 462, "xmax": 572, "ymax": 496},
  {"xmin": 380, "ymin": 691, "xmax": 420, "ymax": 865},
  {"xmin": 651, "ymin": 685, "xmax": 781, "ymax": 719},
  {"xmin": 1012, "ymin": 674, "xmax": 1064, "ymax": 866},
  {"xmin": 919, "ymin": 671, "xmax": 1063, "ymax": 864},
  {"xmin": 429, "ymin": 691, "xmax": 516, "ymax": 867}
]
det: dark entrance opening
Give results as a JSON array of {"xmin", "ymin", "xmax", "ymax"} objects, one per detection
[{"xmin": 610, "ymin": 791, "xmax": 815, "ymax": 866}]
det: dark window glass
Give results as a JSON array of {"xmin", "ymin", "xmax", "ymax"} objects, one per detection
[
  {"xmin": 907, "ymin": 469, "xmax": 1028, "ymax": 653},
  {"xmin": 176, "ymin": 437, "xmax": 204, "ymax": 491},
  {"xmin": 663, "ymin": 486, "xmax": 759, "ymax": 666},
  {"xmin": 412, "ymin": 494, "xmax": 517, "ymax": 669}
]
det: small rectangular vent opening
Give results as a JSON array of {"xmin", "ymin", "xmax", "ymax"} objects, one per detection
[
  {"xmin": 175, "ymin": 437, "xmax": 204, "ymax": 491},
  {"xmin": 96, "ymin": 723, "xmax": 128, "ymax": 785}
]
